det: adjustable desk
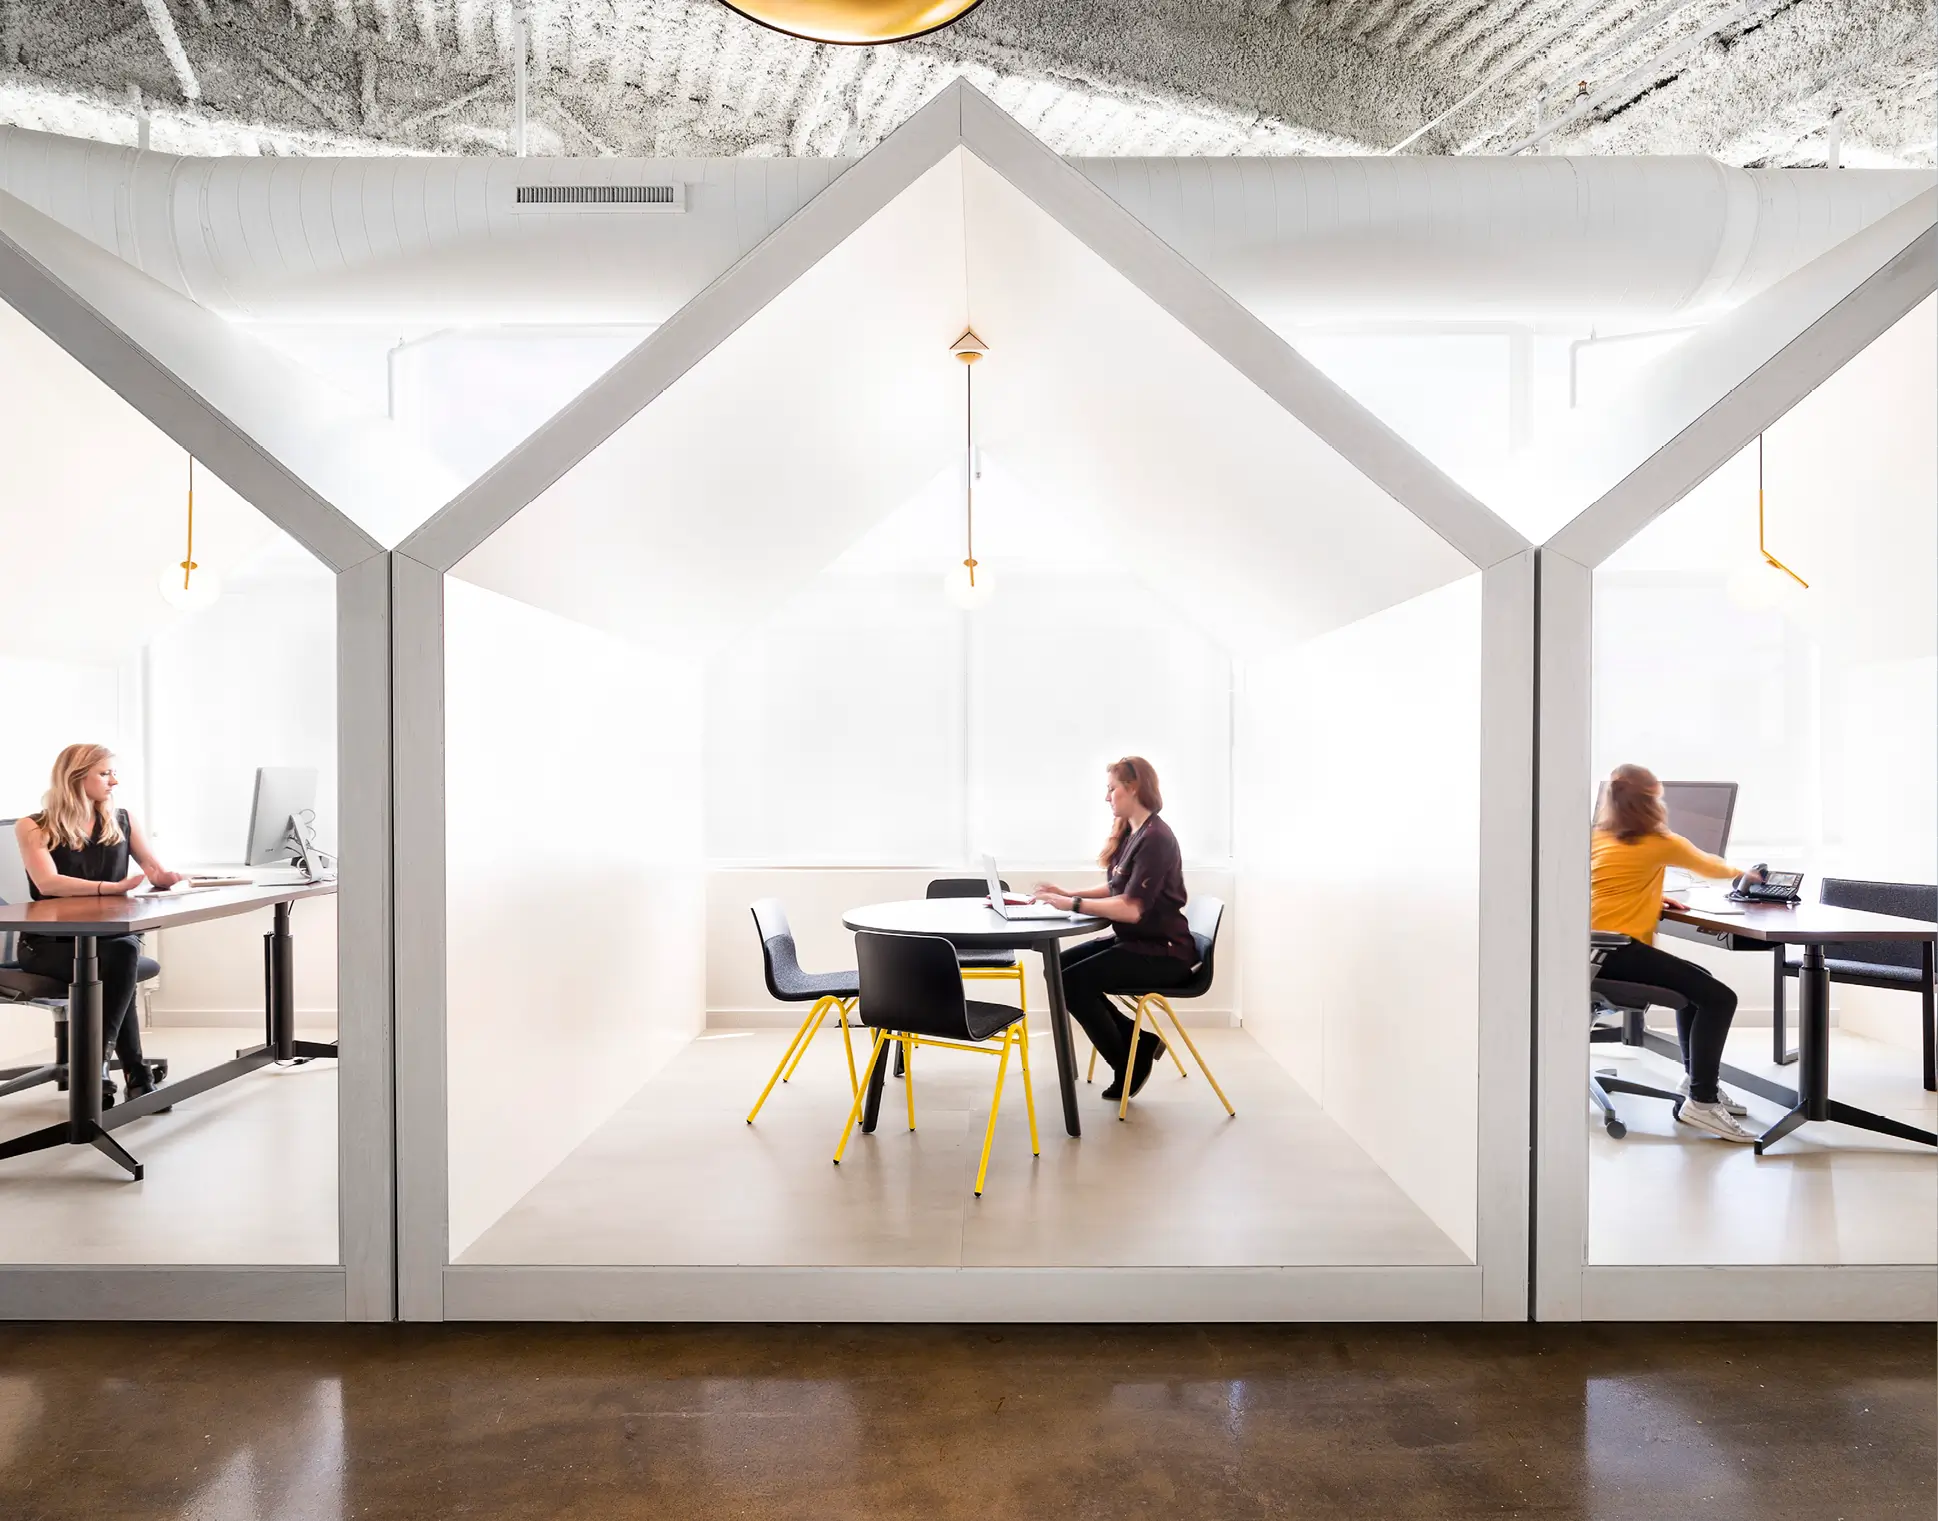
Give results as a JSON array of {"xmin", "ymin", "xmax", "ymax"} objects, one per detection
[
  {"xmin": 1659, "ymin": 898, "xmax": 1936, "ymax": 1154},
  {"xmin": 0, "ymin": 883, "xmax": 337, "ymax": 1179}
]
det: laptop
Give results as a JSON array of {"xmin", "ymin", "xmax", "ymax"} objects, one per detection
[{"xmin": 983, "ymin": 855, "xmax": 1073, "ymax": 920}]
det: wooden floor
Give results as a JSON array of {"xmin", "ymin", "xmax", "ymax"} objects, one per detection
[
  {"xmin": 0, "ymin": 1321, "xmax": 1930, "ymax": 1521},
  {"xmin": 1590, "ymin": 1024, "xmax": 1937, "ymax": 1266},
  {"xmin": 458, "ymin": 1026, "xmax": 1472, "ymax": 1268}
]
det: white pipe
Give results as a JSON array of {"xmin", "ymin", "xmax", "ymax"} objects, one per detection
[
  {"xmin": 0, "ymin": 127, "xmax": 1926, "ymax": 325},
  {"xmin": 138, "ymin": 0, "xmax": 201, "ymax": 104}
]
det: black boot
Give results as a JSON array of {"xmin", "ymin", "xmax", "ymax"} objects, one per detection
[
  {"xmin": 1100, "ymin": 1032, "xmax": 1166, "ymax": 1102},
  {"xmin": 123, "ymin": 1061, "xmax": 172, "ymax": 1113}
]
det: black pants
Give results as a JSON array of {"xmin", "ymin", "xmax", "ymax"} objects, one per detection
[
  {"xmin": 1060, "ymin": 938, "xmax": 1194, "ymax": 1075},
  {"xmin": 18, "ymin": 934, "xmax": 148, "ymax": 1081},
  {"xmin": 1599, "ymin": 938, "xmax": 1737, "ymax": 1104}
]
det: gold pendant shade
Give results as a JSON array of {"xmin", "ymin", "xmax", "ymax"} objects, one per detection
[{"xmin": 716, "ymin": 0, "xmax": 985, "ymax": 45}]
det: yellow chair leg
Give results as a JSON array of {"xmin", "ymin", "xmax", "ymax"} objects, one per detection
[
  {"xmin": 1015, "ymin": 963, "xmax": 1027, "ymax": 1013},
  {"xmin": 903, "ymin": 1036, "xmax": 916, "ymax": 1131},
  {"xmin": 974, "ymin": 1032, "xmax": 1012, "ymax": 1197},
  {"xmin": 1117, "ymin": 998, "xmax": 1147, "ymax": 1121},
  {"xmin": 782, "ymin": 998, "xmax": 832, "ymax": 1081},
  {"xmin": 1016, "ymin": 1023, "xmax": 1040, "ymax": 1157},
  {"xmin": 1086, "ymin": 1042, "xmax": 1098, "ymax": 1083},
  {"xmin": 833, "ymin": 1029, "xmax": 889, "ymax": 1164},
  {"xmin": 1157, "ymin": 996, "xmax": 1235, "ymax": 1117},
  {"xmin": 837, "ymin": 999, "xmax": 858, "ymax": 1097},
  {"xmin": 747, "ymin": 996, "xmax": 829, "ymax": 1124}
]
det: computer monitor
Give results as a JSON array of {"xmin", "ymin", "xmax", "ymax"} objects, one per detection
[
  {"xmin": 1593, "ymin": 778, "xmax": 1737, "ymax": 858},
  {"xmin": 246, "ymin": 767, "xmax": 319, "ymax": 867}
]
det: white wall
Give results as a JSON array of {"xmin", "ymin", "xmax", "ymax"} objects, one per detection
[
  {"xmin": 443, "ymin": 578, "xmax": 706, "ymax": 1258},
  {"xmin": 1237, "ymin": 576, "xmax": 1483, "ymax": 1258},
  {"xmin": 705, "ymin": 867, "xmax": 1238, "ymax": 1029}
]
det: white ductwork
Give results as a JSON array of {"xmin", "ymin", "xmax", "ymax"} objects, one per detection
[{"xmin": 0, "ymin": 126, "xmax": 1929, "ymax": 324}]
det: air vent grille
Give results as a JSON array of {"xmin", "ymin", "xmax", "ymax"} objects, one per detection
[{"xmin": 513, "ymin": 184, "xmax": 684, "ymax": 211}]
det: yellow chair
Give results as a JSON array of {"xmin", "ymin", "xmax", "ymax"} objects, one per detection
[
  {"xmin": 926, "ymin": 876, "xmax": 1027, "ymax": 1012},
  {"xmin": 1081, "ymin": 897, "xmax": 1235, "ymax": 1122},
  {"xmin": 834, "ymin": 931, "xmax": 1038, "ymax": 1196},
  {"xmin": 744, "ymin": 898, "xmax": 859, "ymax": 1124}
]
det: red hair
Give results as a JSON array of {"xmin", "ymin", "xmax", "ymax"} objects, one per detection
[
  {"xmin": 1099, "ymin": 756, "xmax": 1163, "ymax": 869},
  {"xmin": 1597, "ymin": 763, "xmax": 1666, "ymax": 844}
]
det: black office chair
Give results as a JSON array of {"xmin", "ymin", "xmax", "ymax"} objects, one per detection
[
  {"xmin": 1108, "ymin": 895, "xmax": 1234, "ymax": 1121},
  {"xmin": 1770, "ymin": 878, "xmax": 1935, "ymax": 1090},
  {"xmin": 0, "ymin": 908, "xmax": 164, "ymax": 1106},
  {"xmin": 743, "ymin": 898, "xmax": 859, "ymax": 1124},
  {"xmin": 1588, "ymin": 930, "xmax": 1685, "ymax": 1138},
  {"xmin": 834, "ymin": 930, "xmax": 1038, "ymax": 1196},
  {"xmin": 925, "ymin": 877, "xmax": 1027, "ymax": 1008}
]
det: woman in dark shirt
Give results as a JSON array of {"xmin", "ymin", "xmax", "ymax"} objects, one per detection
[
  {"xmin": 1032, "ymin": 755, "xmax": 1196, "ymax": 1102},
  {"xmin": 14, "ymin": 744, "xmax": 183, "ymax": 1104}
]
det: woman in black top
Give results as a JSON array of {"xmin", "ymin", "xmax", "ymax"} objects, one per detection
[
  {"xmin": 1033, "ymin": 755, "xmax": 1196, "ymax": 1102},
  {"xmin": 13, "ymin": 744, "xmax": 183, "ymax": 1104}
]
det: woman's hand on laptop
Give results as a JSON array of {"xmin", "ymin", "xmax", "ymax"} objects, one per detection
[
  {"xmin": 1034, "ymin": 891, "xmax": 1075, "ymax": 911},
  {"xmin": 1031, "ymin": 882, "xmax": 1065, "ymax": 899}
]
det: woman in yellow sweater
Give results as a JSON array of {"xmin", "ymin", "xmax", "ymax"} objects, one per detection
[{"xmin": 1592, "ymin": 763, "xmax": 1765, "ymax": 1143}]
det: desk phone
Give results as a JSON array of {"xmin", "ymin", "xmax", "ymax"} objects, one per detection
[{"xmin": 1730, "ymin": 868, "xmax": 1803, "ymax": 904}]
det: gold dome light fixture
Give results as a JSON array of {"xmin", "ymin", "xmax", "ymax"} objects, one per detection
[
  {"xmin": 714, "ymin": 0, "xmax": 984, "ymax": 45},
  {"xmin": 942, "ymin": 327, "xmax": 991, "ymax": 611}
]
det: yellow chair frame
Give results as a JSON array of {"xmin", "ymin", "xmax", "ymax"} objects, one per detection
[
  {"xmin": 745, "ymin": 995, "xmax": 858, "ymax": 1124},
  {"xmin": 833, "ymin": 1024, "xmax": 1039, "ymax": 1196},
  {"xmin": 1082, "ymin": 993, "xmax": 1235, "ymax": 1121},
  {"xmin": 959, "ymin": 958, "xmax": 1027, "ymax": 1011}
]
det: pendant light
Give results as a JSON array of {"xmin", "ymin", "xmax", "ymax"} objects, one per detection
[
  {"xmin": 714, "ymin": 0, "xmax": 984, "ymax": 46},
  {"xmin": 157, "ymin": 453, "xmax": 222, "ymax": 612},
  {"xmin": 1725, "ymin": 433, "xmax": 1808, "ymax": 613},
  {"xmin": 942, "ymin": 328, "xmax": 992, "ymax": 611}
]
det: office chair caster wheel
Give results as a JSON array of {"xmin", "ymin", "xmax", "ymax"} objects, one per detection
[{"xmin": 1604, "ymin": 1117, "xmax": 1627, "ymax": 1139}]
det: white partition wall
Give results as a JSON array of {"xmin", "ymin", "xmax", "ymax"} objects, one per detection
[
  {"xmin": 0, "ymin": 184, "xmax": 450, "ymax": 1319},
  {"xmin": 389, "ymin": 83, "xmax": 1536, "ymax": 1323},
  {"xmin": 1533, "ymin": 195, "xmax": 1938, "ymax": 1320}
]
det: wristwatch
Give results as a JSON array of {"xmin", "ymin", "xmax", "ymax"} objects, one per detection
[{"xmin": 1071, "ymin": 897, "xmax": 1083, "ymax": 915}]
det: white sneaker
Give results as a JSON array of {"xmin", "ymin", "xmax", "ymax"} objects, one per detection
[
  {"xmin": 1678, "ymin": 1076, "xmax": 1747, "ymax": 1116},
  {"xmin": 1676, "ymin": 1098, "xmax": 1757, "ymax": 1143}
]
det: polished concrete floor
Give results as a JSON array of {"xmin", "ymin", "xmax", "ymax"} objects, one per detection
[
  {"xmin": 1590, "ymin": 1024, "xmax": 1937, "ymax": 1265},
  {"xmin": 0, "ymin": 1322, "xmax": 1929, "ymax": 1520},
  {"xmin": 0, "ymin": 1027, "xmax": 338, "ymax": 1264},
  {"xmin": 459, "ymin": 1026, "xmax": 1470, "ymax": 1267}
]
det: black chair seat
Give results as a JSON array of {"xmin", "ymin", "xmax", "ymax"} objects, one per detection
[
  {"xmin": 0, "ymin": 957, "xmax": 157, "ymax": 1005},
  {"xmin": 855, "ymin": 932, "xmax": 1024, "ymax": 1043},
  {"xmin": 1592, "ymin": 977, "xmax": 1687, "ymax": 1012},
  {"xmin": 1780, "ymin": 953, "xmax": 1925, "ymax": 988},
  {"xmin": 0, "ymin": 965, "xmax": 64, "ymax": 1002},
  {"xmin": 952, "ymin": 948, "xmax": 1019, "ymax": 970},
  {"xmin": 870, "ymin": 996, "xmax": 1020, "ymax": 1044}
]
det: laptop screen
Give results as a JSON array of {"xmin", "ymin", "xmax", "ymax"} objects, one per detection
[{"xmin": 982, "ymin": 855, "xmax": 1006, "ymax": 915}]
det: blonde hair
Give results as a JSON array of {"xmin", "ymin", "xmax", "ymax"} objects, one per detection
[
  {"xmin": 1098, "ymin": 756, "xmax": 1164, "ymax": 870},
  {"xmin": 33, "ymin": 744, "xmax": 124, "ymax": 852},
  {"xmin": 1596, "ymin": 763, "xmax": 1666, "ymax": 845}
]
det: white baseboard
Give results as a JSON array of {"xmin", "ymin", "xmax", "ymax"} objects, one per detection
[
  {"xmin": 706, "ymin": 1007, "xmax": 1241, "ymax": 1031},
  {"xmin": 148, "ymin": 1008, "xmax": 338, "ymax": 1029}
]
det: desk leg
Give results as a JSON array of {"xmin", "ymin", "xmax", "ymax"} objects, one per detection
[
  {"xmin": 1039, "ymin": 945, "xmax": 1081, "ymax": 1138},
  {"xmin": 1922, "ymin": 943, "xmax": 1935, "ymax": 1095},
  {"xmin": 1771, "ymin": 947, "xmax": 1798, "ymax": 1066},
  {"xmin": 263, "ymin": 900, "xmax": 333, "ymax": 1064},
  {"xmin": 1756, "ymin": 945, "xmax": 1936, "ymax": 1154},
  {"xmin": 0, "ymin": 935, "xmax": 144, "ymax": 1180}
]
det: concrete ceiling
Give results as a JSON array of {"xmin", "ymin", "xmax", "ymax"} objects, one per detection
[{"xmin": 0, "ymin": 0, "xmax": 1929, "ymax": 166}]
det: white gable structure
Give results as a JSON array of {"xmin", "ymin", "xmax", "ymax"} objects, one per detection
[
  {"xmin": 0, "ymin": 185, "xmax": 458, "ymax": 1321},
  {"xmin": 1529, "ymin": 189, "xmax": 1936, "ymax": 1322},
  {"xmin": 389, "ymin": 82, "xmax": 1539, "ymax": 1323}
]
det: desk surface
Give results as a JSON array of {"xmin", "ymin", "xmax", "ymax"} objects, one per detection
[
  {"xmin": 842, "ymin": 899, "xmax": 1107, "ymax": 948},
  {"xmin": 1663, "ymin": 895, "xmax": 1936, "ymax": 945},
  {"xmin": 0, "ymin": 882, "xmax": 336, "ymax": 936}
]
